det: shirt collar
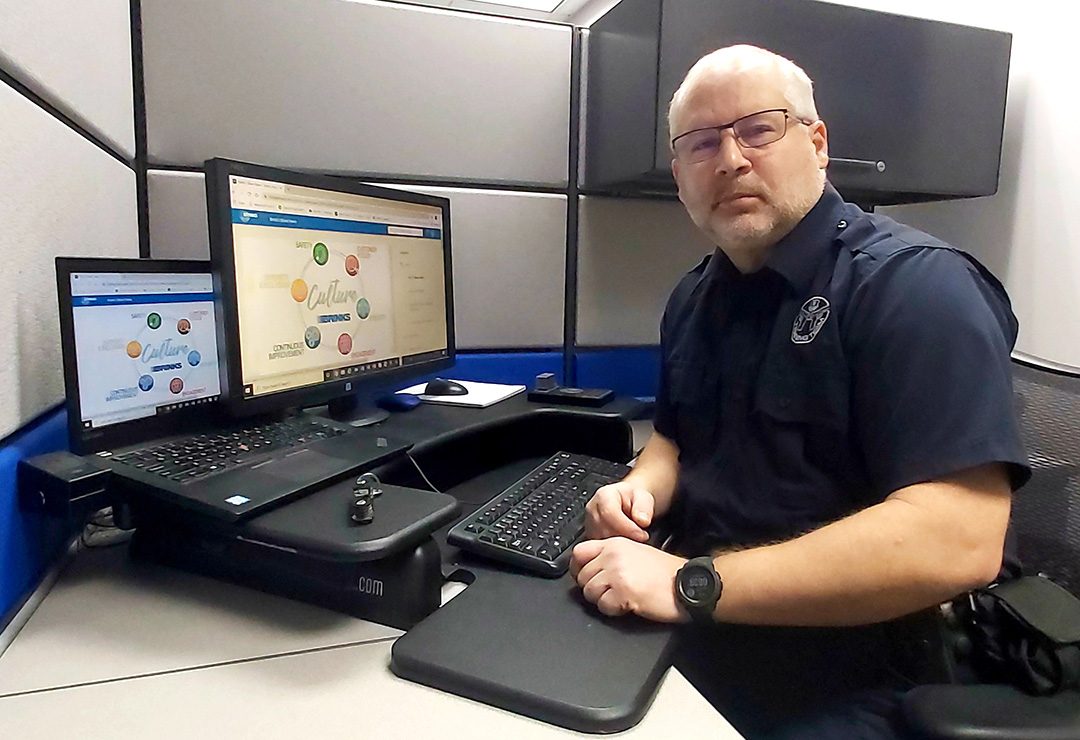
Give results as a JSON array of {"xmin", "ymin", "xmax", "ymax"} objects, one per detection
[{"xmin": 764, "ymin": 182, "xmax": 849, "ymax": 294}]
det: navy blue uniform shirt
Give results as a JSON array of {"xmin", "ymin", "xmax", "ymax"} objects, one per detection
[{"xmin": 654, "ymin": 183, "xmax": 1030, "ymax": 556}]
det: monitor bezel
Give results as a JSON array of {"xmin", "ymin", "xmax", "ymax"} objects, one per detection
[
  {"xmin": 205, "ymin": 158, "xmax": 456, "ymax": 417},
  {"xmin": 55, "ymin": 256, "xmax": 224, "ymax": 455}
]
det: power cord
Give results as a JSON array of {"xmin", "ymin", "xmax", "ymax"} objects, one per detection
[{"xmin": 405, "ymin": 452, "xmax": 442, "ymax": 494}]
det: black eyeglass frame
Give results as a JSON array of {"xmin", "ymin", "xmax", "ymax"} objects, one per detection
[{"xmin": 670, "ymin": 108, "xmax": 816, "ymax": 163}]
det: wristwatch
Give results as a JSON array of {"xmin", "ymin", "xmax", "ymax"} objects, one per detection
[{"xmin": 675, "ymin": 556, "xmax": 723, "ymax": 623}]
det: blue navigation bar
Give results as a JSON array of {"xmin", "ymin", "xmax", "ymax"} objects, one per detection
[
  {"xmin": 231, "ymin": 209, "xmax": 441, "ymax": 239},
  {"xmin": 72, "ymin": 292, "xmax": 214, "ymax": 307}
]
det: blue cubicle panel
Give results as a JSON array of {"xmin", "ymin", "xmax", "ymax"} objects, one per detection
[
  {"xmin": 0, "ymin": 407, "xmax": 70, "ymax": 628},
  {"xmin": 575, "ymin": 347, "xmax": 661, "ymax": 399}
]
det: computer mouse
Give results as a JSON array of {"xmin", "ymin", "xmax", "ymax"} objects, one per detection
[
  {"xmin": 424, "ymin": 378, "xmax": 469, "ymax": 396},
  {"xmin": 377, "ymin": 393, "xmax": 423, "ymax": 412}
]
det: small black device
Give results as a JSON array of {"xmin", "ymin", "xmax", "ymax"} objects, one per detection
[
  {"xmin": 447, "ymin": 451, "xmax": 630, "ymax": 576},
  {"xmin": 675, "ymin": 556, "xmax": 722, "ymax": 622},
  {"xmin": 18, "ymin": 450, "xmax": 112, "ymax": 521},
  {"xmin": 424, "ymin": 378, "xmax": 468, "ymax": 396},
  {"xmin": 350, "ymin": 472, "xmax": 380, "ymax": 524},
  {"xmin": 534, "ymin": 372, "xmax": 557, "ymax": 391},
  {"xmin": 527, "ymin": 385, "xmax": 614, "ymax": 408}
]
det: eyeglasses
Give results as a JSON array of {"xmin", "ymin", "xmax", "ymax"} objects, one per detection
[{"xmin": 671, "ymin": 108, "xmax": 814, "ymax": 164}]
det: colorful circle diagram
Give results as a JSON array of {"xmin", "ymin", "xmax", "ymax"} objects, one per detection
[
  {"xmin": 177, "ymin": 318, "xmax": 191, "ymax": 335},
  {"xmin": 138, "ymin": 375, "xmax": 154, "ymax": 392},
  {"xmin": 313, "ymin": 243, "xmax": 329, "ymax": 265},
  {"xmin": 291, "ymin": 278, "xmax": 308, "ymax": 303},
  {"xmin": 305, "ymin": 326, "xmax": 321, "ymax": 349},
  {"xmin": 126, "ymin": 340, "xmax": 142, "ymax": 359},
  {"xmin": 345, "ymin": 254, "xmax": 359, "ymax": 276},
  {"xmin": 147, "ymin": 313, "xmax": 161, "ymax": 330},
  {"xmin": 337, "ymin": 333, "xmax": 353, "ymax": 355},
  {"xmin": 356, "ymin": 298, "xmax": 371, "ymax": 320},
  {"xmin": 187, "ymin": 350, "xmax": 201, "ymax": 367},
  {"xmin": 169, "ymin": 378, "xmax": 184, "ymax": 394}
]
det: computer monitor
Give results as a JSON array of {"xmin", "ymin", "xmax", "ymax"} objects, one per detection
[
  {"xmin": 205, "ymin": 159, "xmax": 454, "ymax": 419},
  {"xmin": 55, "ymin": 258, "xmax": 223, "ymax": 454}
]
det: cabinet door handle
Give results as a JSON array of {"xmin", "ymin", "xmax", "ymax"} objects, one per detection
[{"xmin": 830, "ymin": 157, "xmax": 887, "ymax": 173}]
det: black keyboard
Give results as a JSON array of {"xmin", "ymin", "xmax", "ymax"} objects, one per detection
[
  {"xmin": 447, "ymin": 451, "xmax": 631, "ymax": 577},
  {"xmin": 109, "ymin": 417, "xmax": 347, "ymax": 484}
]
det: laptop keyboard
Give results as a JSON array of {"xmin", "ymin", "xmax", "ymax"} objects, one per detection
[{"xmin": 109, "ymin": 417, "xmax": 347, "ymax": 484}]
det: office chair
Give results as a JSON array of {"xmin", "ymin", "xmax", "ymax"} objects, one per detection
[{"xmin": 902, "ymin": 358, "xmax": 1080, "ymax": 739}]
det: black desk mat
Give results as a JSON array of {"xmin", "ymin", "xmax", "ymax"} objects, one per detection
[{"xmin": 391, "ymin": 568, "xmax": 675, "ymax": 734}]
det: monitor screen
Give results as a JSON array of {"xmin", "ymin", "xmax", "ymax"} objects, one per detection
[
  {"xmin": 55, "ymin": 258, "xmax": 224, "ymax": 454},
  {"xmin": 206, "ymin": 159, "xmax": 454, "ymax": 414},
  {"xmin": 68, "ymin": 271, "xmax": 222, "ymax": 428}
]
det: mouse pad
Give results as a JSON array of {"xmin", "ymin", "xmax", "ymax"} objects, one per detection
[{"xmin": 391, "ymin": 570, "xmax": 675, "ymax": 733}]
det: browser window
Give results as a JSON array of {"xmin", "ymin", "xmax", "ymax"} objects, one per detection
[
  {"xmin": 227, "ymin": 176, "xmax": 449, "ymax": 398},
  {"xmin": 69, "ymin": 271, "xmax": 221, "ymax": 428}
]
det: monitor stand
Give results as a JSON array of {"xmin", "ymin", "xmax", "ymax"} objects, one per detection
[{"xmin": 327, "ymin": 394, "xmax": 390, "ymax": 427}]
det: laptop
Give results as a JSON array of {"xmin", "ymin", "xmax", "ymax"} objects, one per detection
[{"xmin": 55, "ymin": 257, "xmax": 410, "ymax": 523}]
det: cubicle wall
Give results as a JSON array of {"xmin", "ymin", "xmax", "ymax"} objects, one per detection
[
  {"xmin": 0, "ymin": 0, "xmax": 139, "ymax": 439},
  {"xmin": 0, "ymin": 0, "xmax": 139, "ymax": 623},
  {"xmin": 140, "ymin": 0, "xmax": 572, "ymax": 355}
]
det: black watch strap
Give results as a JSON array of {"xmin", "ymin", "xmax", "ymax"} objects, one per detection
[{"xmin": 676, "ymin": 556, "xmax": 723, "ymax": 623}]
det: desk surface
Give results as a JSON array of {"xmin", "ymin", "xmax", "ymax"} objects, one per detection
[
  {"xmin": 0, "ymin": 542, "xmax": 741, "ymax": 739},
  {"xmin": 0, "ymin": 400, "xmax": 742, "ymax": 738}
]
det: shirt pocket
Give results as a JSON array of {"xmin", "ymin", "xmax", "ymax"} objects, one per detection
[
  {"xmin": 755, "ymin": 365, "xmax": 849, "ymax": 431},
  {"xmin": 753, "ymin": 365, "xmax": 852, "ymax": 484},
  {"xmin": 668, "ymin": 360, "xmax": 718, "ymax": 460}
]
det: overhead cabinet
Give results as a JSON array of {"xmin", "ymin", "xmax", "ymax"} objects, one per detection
[{"xmin": 583, "ymin": 0, "xmax": 1012, "ymax": 205}]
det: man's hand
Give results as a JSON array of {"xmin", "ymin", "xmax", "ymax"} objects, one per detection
[
  {"xmin": 570, "ymin": 537, "xmax": 688, "ymax": 623},
  {"xmin": 584, "ymin": 481, "xmax": 655, "ymax": 542}
]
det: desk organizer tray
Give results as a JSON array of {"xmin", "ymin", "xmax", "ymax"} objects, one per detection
[{"xmin": 391, "ymin": 570, "xmax": 675, "ymax": 733}]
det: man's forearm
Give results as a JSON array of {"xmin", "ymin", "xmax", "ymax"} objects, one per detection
[
  {"xmin": 623, "ymin": 431, "xmax": 680, "ymax": 518},
  {"xmin": 709, "ymin": 466, "xmax": 1011, "ymax": 626}
]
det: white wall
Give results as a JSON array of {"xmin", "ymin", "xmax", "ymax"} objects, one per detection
[
  {"xmin": 0, "ymin": 86, "xmax": 138, "ymax": 438},
  {"xmin": 821, "ymin": 1, "xmax": 1079, "ymax": 370},
  {"xmin": 0, "ymin": 1, "xmax": 138, "ymax": 438},
  {"xmin": 141, "ymin": 0, "xmax": 571, "ymax": 186},
  {"xmin": 0, "ymin": 0, "xmax": 135, "ymax": 158}
]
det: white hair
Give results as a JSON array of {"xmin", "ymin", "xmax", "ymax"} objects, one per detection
[{"xmin": 668, "ymin": 45, "xmax": 819, "ymax": 141}]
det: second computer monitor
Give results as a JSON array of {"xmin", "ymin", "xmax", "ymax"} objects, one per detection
[{"xmin": 206, "ymin": 159, "xmax": 454, "ymax": 415}]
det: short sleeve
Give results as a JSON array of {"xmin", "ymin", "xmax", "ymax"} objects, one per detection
[{"xmin": 845, "ymin": 247, "xmax": 1030, "ymax": 494}]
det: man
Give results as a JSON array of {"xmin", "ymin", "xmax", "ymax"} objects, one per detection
[{"xmin": 570, "ymin": 45, "xmax": 1029, "ymax": 739}]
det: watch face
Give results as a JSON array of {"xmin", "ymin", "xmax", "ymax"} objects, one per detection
[{"xmin": 678, "ymin": 564, "xmax": 715, "ymax": 605}]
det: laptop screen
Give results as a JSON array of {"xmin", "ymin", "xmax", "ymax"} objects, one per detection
[{"xmin": 68, "ymin": 270, "xmax": 222, "ymax": 431}]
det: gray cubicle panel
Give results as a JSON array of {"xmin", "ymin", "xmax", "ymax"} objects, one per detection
[
  {"xmin": 140, "ymin": 0, "xmax": 572, "ymax": 187},
  {"xmin": 0, "ymin": 0, "xmax": 135, "ymax": 158},
  {"xmin": 576, "ymin": 196, "xmax": 713, "ymax": 346},
  {"xmin": 0, "ymin": 83, "xmax": 139, "ymax": 439},
  {"xmin": 148, "ymin": 171, "xmax": 566, "ymax": 349}
]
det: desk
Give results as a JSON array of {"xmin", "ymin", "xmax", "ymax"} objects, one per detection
[
  {"xmin": 0, "ymin": 399, "xmax": 743, "ymax": 738},
  {"xmin": 0, "ymin": 547, "xmax": 739, "ymax": 738}
]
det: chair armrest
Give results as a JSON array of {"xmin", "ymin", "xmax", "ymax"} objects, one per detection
[{"xmin": 902, "ymin": 684, "xmax": 1080, "ymax": 740}]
